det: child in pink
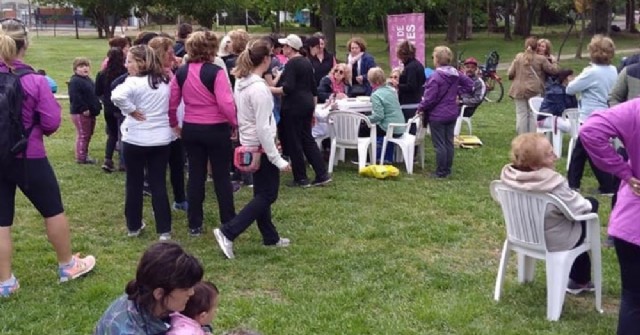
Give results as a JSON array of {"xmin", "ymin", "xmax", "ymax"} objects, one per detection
[
  {"xmin": 68, "ymin": 57, "xmax": 102, "ymax": 164},
  {"xmin": 167, "ymin": 281, "xmax": 219, "ymax": 335}
]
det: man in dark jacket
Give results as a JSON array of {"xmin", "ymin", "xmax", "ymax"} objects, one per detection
[
  {"xmin": 173, "ymin": 23, "xmax": 192, "ymax": 58},
  {"xmin": 458, "ymin": 57, "xmax": 485, "ymax": 118}
]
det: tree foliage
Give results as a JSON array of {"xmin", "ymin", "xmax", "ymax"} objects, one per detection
[{"xmin": 37, "ymin": 0, "xmax": 133, "ymax": 38}]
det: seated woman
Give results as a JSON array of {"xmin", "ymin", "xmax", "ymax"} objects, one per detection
[
  {"xmin": 317, "ymin": 63, "xmax": 352, "ymax": 103},
  {"xmin": 358, "ymin": 67, "xmax": 406, "ymax": 163},
  {"xmin": 500, "ymin": 133, "xmax": 598, "ymax": 294}
]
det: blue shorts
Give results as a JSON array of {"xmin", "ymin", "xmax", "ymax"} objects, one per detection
[{"xmin": 0, "ymin": 158, "xmax": 64, "ymax": 226}]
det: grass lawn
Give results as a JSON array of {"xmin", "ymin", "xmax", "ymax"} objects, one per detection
[{"xmin": 0, "ymin": 31, "xmax": 625, "ymax": 334}]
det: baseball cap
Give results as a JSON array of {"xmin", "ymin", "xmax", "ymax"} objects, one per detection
[
  {"xmin": 278, "ymin": 34, "xmax": 303, "ymax": 51},
  {"xmin": 463, "ymin": 57, "xmax": 478, "ymax": 66}
]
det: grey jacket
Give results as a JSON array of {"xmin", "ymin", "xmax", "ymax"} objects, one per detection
[
  {"xmin": 500, "ymin": 165, "xmax": 592, "ymax": 252},
  {"xmin": 609, "ymin": 62, "xmax": 640, "ymax": 106}
]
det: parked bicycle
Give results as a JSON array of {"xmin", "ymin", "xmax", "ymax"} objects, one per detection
[
  {"xmin": 456, "ymin": 50, "xmax": 504, "ymax": 103},
  {"xmin": 479, "ymin": 50, "xmax": 504, "ymax": 103}
]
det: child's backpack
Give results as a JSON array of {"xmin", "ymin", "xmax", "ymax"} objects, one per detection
[{"xmin": 0, "ymin": 68, "xmax": 35, "ymax": 169}]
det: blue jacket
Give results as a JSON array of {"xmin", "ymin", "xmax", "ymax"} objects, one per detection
[
  {"xmin": 418, "ymin": 66, "xmax": 474, "ymax": 122},
  {"xmin": 349, "ymin": 52, "xmax": 376, "ymax": 96}
]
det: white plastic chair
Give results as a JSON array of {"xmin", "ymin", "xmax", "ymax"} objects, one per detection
[
  {"xmin": 529, "ymin": 96, "xmax": 563, "ymax": 158},
  {"xmin": 490, "ymin": 180, "xmax": 602, "ymax": 321},
  {"xmin": 327, "ymin": 111, "xmax": 376, "ymax": 173},
  {"xmin": 454, "ymin": 105, "xmax": 474, "ymax": 136},
  {"xmin": 379, "ymin": 115, "xmax": 423, "ymax": 174},
  {"xmin": 564, "ymin": 108, "xmax": 580, "ymax": 171}
]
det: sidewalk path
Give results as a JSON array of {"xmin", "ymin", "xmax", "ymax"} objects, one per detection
[{"xmin": 496, "ymin": 48, "xmax": 640, "ymax": 70}]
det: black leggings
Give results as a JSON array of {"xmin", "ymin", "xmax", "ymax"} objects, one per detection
[{"xmin": 182, "ymin": 122, "xmax": 236, "ymax": 229}]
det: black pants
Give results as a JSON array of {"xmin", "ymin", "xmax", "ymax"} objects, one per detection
[
  {"xmin": 168, "ymin": 139, "xmax": 186, "ymax": 203},
  {"xmin": 402, "ymin": 107, "xmax": 417, "ymax": 135},
  {"xmin": 221, "ymin": 154, "xmax": 281, "ymax": 245},
  {"xmin": 568, "ymin": 138, "xmax": 615, "ymax": 192},
  {"xmin": 569, "ymin": 197, "xmax": 599, "ymax": 284},
  {"xmin": 182, "ymin": 122, "xmax": 235, "ymax": 229},
  {"xmin": 280, "ymin": 112, "xmax": 328, "ymax": 183},
  {"xmin": 123, "ymin": 143, "xmax": 171, "ymax": 234},
  {"xmin": 104, "ymin": 110, "xmax": 119, "ymax": 161},
  {"xmin": 613, "ymin": 237, "xmax": 640, "ymax": 335},
  {"xmin": 429, "ymin": 120, "xmax": 456, "ymax": 177}
]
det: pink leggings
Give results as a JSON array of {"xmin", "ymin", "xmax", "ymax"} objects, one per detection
[{"xmin": 71, "ymin": 114, "xmax": 96, "ymax": 161}]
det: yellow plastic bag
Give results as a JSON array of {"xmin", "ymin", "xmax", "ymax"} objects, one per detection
[
  {"xmin": 359, "ymin": 165, "xmax": 400, "ymax": 179},
  {"xmin": 454, "ymin": 135, "xmax": 483, "ymax": 149}
]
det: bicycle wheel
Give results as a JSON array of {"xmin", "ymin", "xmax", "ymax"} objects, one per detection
[{"xmin": 484, "ymin": 78, "xmax": 504, "ymax": 103}]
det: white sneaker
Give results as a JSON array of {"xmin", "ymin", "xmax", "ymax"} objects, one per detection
[
  {"xmin": 158, "ymin": 233, "xmax": 171, "ymax": 241},
  {"xmin": 272, "ymin": 238, "xmax": 290, "ymax": 247},
  {"xmin": 213, "ymin": 229, "xmax": 235, "ymax": 259},
  {"xmin": 127, "ymin": 221, "xmax": 146, "ymax": 237}
]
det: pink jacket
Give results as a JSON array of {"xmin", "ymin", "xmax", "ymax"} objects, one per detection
[
  {"xmin": 168, "ymin": 62, "xmax": 237, "ymax": 128},
  {"xmin": 167, "ymin": 313, "xmax": 207, "ymax": 335},
  {"xmin": 580, "ymin": 100, "xmax": 640, "ymax": 246}
]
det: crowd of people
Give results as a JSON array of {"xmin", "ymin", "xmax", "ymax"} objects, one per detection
[{"xmin": 1, "ymin": 14, "xmax": 639, "ymax": 333}]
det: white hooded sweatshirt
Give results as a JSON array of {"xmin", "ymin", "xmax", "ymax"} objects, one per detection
[{"xmin": 234, "ymin": 74, "xmax": 288, "ymax": 169}]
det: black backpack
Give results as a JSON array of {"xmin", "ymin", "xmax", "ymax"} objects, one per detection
[{"xmin": 0, "ymin": 68, "xmax": 36, "ymax": 169}]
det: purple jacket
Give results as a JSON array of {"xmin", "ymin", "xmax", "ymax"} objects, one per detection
[
  {"xmin": 580, "ymin": 100, "xmax": 640, "ymax": 246},
  {"xmin": 417, "ymin": 65, "xmax": 473, "ymax": 122},
  {"xmin": 0, "ymin": 60, "xmax": 61, "ymax": 159}
]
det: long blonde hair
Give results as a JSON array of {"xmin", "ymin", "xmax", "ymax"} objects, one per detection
[
  {"xmin": 0, "ymin": 19, "xmax": 28, "ymax": 66},
  {"xmin": 231, "ymin": 40, "xmax": 271, "ymax": 79},
  {"xmin": 127, "ymin": 45, "xmax": 169, "ymax": 89}
]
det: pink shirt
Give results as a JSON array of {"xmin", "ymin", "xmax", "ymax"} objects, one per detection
[{"xmin": 168, "ymin": 62, "xmax": 237, "ymax": 128}]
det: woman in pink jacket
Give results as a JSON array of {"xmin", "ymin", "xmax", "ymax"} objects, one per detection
[
  {"xmin": 169, "ymin": 31, "xmax": 238, "ymax": 237},
  {"xmin": 580, "ymin": 101, "xmax": 640, "ymax": 335}
]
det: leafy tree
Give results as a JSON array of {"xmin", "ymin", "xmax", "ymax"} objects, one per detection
[{"xmin": 38, "ymin": 0, "xmax": 134, "ymax": 38}]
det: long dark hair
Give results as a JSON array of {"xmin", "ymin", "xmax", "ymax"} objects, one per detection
[
  {"xmin": 125, "ymin": 242, "xmax": 204, "ymax": 315},
  {"xmin": 105, "ymin": 47, "xmax": 127, "ymax": 83}
]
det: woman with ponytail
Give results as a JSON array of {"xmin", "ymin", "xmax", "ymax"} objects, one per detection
[
  {"xmin": 0, "ymin": 19, "xmax": 95, "ymax": 297},
  {"xmin": 507, "ymin": 36, "xmax": 558, "ymax": 134},
  {"xmin": 94, "ymin": 242, "xmax": 204, "ymax": 334},
  {"xmin": 213, "ymin": 41, "xmax": 291, "ymax": 260},
  {"xmin": 111, "ymin": 44, "xmax": 173, "ymax": 240}
]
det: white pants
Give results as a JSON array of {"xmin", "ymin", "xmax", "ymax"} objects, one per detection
[{"xmin": 514, "ymin": 99, "xmax": 537, "ymax": 134}]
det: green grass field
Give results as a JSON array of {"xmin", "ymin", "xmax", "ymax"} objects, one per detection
[{"xmin": 0, "ymin": 31, "xmax": 627, "ymax": 334}]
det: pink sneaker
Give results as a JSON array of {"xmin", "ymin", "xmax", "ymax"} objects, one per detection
[
  {"xmin": 0, "ymin": 277, "xmax": 19, "ymax": 297},
  {"xmin": 58, "ymin": 254, "xmax": 96, "ymax": 283}
]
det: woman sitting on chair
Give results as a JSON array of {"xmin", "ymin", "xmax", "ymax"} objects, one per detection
[{"xmin": 500, "ymin": 133, "xmax": 597, "ymax": 294}]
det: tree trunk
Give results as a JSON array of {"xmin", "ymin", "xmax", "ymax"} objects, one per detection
[
  {"xmin": 513, "ymin": 0, "xmax": 531, "ymax": 36},
  {"xmin": 625, "ymin": 0, "xmax": 638, "ymax": 32},
  {"xmin": 487, "ymin": 0, "xmax": 498, "ymax": 32},
  {"xmin": 591, "ymin": 0, "xmax": 611, "ymax": 34},
  {"xmin": 320, "ymin": 0, "xmax": 336, "ymax": 56},
  {"xmin": 446, "ymin": 0, "xmax": 459, "ymax": 43},
  {"xmin": 575, "ymin": 13, "xmax": 587, "ymax": 58},
  {"xmin": 504, "ymin": 0, "xmax": 513, "ymax": 40}
]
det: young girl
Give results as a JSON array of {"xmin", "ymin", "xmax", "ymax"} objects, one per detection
[
  {"xmin": 111, "ymin": 45, "xmax": 173, "ymax": 240},
  {"xmin": 0, "ymin": 18, "xmax": 95, "ymax": 297},
  {"xmin": 388, "ymin": 67, "xmax": 402, "ymax": 90},
  {"xmin": 213, "ymin": 40, "xmax": 291, "ymax": 259},
  {"xmin": 68, "ymin": 57, "xmax": 102, "ymax": 164},
  {"xmin": 94, "ymin": 242, "xmax": 204, "ymax": 334},
  {"xmin": 168, "ymin": 281, "xmax": 219, "ymax": 335}
]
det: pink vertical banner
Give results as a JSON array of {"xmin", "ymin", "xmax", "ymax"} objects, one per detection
[{"xmin": 387, "ymin": 13, "xmax": 425, "ymax": 70}]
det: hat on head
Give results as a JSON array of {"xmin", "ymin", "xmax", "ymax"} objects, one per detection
[
  {"xmin": 278, "ymin": 34, "xmax": 303, "ymax": 51},
  {"xmin": 463, "ymin": 57, "xmax": 478, "ymax": 66}
]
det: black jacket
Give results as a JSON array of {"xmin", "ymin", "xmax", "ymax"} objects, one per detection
[
  {"xmin": 69, "ymin": 74, "xmax": 102, "ymax": 116},
  {"xmin": 398, "ymin": 57, "xmax": 426, "ymax": 105},
  {"xmin": 310, "ymin": 50, "xmax": 335, "ymax": 87},
  {"xmin": 95, "ymin": 70, "xmax": 125, "ymax": 117}
]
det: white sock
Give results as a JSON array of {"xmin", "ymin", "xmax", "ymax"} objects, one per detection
[{"xmin": 0, "ymin": 274, "xmax": 16, "ymax": 286}]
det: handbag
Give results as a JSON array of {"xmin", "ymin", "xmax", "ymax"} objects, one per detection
[
  {"xmin": 350, "ymin": 84, "xmax": 367, "ymax": 96},
  {"xmin": 233, "ymin": 146, "xmax": 264, "ymax": 173}
]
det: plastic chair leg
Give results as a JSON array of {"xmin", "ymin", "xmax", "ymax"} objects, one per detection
[
  {"xmin": 566, "ymin": 138, "xmax": 575, "ymax": 171},
  {"xmin": 517, "ymin": 254, "xmax": 536, "ymax": 283},
  {"xmin": 454, "ymin": 117, "xmax": 463, "ymax": 136},
  {"xmin": 357, "ymin": 144, "xmax": 369, "ymax": 172},
  {"xmin": 552, "ymin": 132, "xmax": 563, "ymax": 158},
  {"xmin": 494, "ymin": 240, "xmax": 510, "ymax": 301},
  {"xmin": 379, "ymin": 139, "xmax": 388, "ymax": 165},
  {"xmin": 545, "ymin": 256, "xmax": 572, "ymax": 321},
  {"xmin": 328, "ymin": 141, "xmax": 337, "ymax": 174},
  {"xmin": 465, "ymin": 118, "xmax": 473, "ymax": 135}
]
